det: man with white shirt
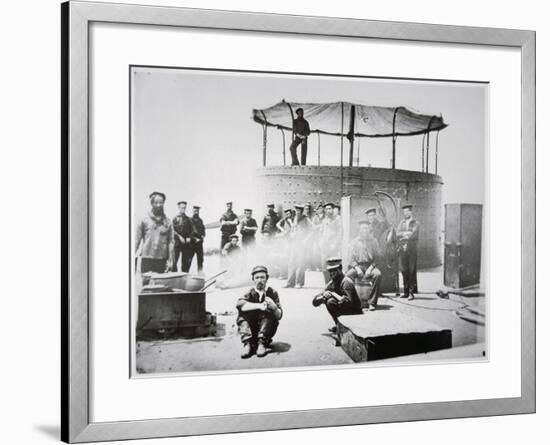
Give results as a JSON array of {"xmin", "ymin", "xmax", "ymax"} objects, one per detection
[
  {"xmin": 236, "ymin": 266, "xmax": 283, "ymax": 358},
  {"xmin": 319, "ymin": 202, "xmax": 342, "ymax": 284},
  {"xmin": 396, "ymin": 204, "xmax": 420, "ymax": 300},
  {"xmin": 346, "ymin": 220, "xmax": 382, "ymax": 311},
  {"xmin": 284, "ymin": 204, "xmax": 311, "ymax": 288}
]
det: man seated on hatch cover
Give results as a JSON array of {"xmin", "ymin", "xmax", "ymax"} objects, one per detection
[
  {"xmin": 346, "ymin": 220, "xmax": 382, "ymax": 311},
  {"xmin": 312, "ymin": 258, "xmax": 363, "ymax": 338}
]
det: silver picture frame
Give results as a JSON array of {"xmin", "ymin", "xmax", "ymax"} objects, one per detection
[{"xmin": 61, "ymin": 1, "xmax": 535, "ymax": 442}]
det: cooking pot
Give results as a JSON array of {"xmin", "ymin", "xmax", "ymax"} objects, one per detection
[
  {"xmin": 146, "ymin": 270, "xmax": 227, "ymax": 291},
  {"xmin": 184, "ymin": 274, "xmax": 206, "ymax": 291},
  {"xmin": 146, "ymin": 272, "xmax": 188, "ymax": 290}
]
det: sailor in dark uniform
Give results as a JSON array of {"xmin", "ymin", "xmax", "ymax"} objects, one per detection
[
  {"xmin": 239, "ymin": 208, "xmax": 258, "ymax": 248},
  {"xmin": 190, "ymin": 205, "xmax": 205, "ymax": 274},
  {"xmin": 288, "ymin": 107, "xmax": 311, "ymax": 166},
  {"xmin": 261, "ymin": 203, "xmax": 281, "ymax": 238},
  {"xmin": 284, "ymin": 204, "xmax": 311, "ymax": 288},
  {"xmin": 219, "ymin": 201, "xmax": 239, "ymax": 250},
  {"xmin": 396, "ymin": 204, "xmax": 420, "ymax": 300},
  {"xmin": 236, "ymin": 266, "xmax": 283, "ymax": 358},
  {"xmin": 260, "ymin": 203, "xmax": 282, "ymax": 277},
  {"xmin": 172, "ymin": 200, "xmax": 194, "ymax": 272},
  {"xmin": 312, "ymin": 258, "xmax": 363, "ymax": 335}
]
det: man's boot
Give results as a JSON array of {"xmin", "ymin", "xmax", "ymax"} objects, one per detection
[
  {"xmin": 256, "ymin": 341, "xmax": 267, "ymax": 357},
  {"xmin": 241, "ymin": 342, "xmax": 252, "ymax": 359}
]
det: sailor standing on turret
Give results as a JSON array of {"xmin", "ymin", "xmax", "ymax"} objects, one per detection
[{"xmin": 289, "ymin": 107, "xmax": 311, "ymax": 166}]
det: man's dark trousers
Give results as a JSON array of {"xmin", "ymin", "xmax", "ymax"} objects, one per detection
[
  {"xmin": 289, "ymin": 137, "xmax": 308, "ymax": 165},
  {"xmin": 238, "ymin": 312, "xmax": 279, "ymax": 347},
  {"xmin": 190, "ymin": 241, "xmax": 204, "ymax": 273},
  {"xmin": 325, "ymin": 298, "xmax": 362, "ymax": 324},
  {"xmin": 399, "ymin": 245, "xmax": 418, "ymax": 295},
  {"xmin": 173, "ymin": 243, "xmax": 193, "ymax": 273}
]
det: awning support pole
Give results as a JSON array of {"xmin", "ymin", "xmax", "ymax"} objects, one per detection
[
  {"xmin": 426, "ymin": 132, "xmax": 429, "ymax": 173},
  {"xmin": 284, "ymin": 101, "xmax": 295, "ymax": 138},
  {"xmin": 262, "ymin": 125, "xmax": 267, "ymax": 167},
  {"xmin": 348, "ymin": 105, "xmax": 356, "ymax": 167},
  {"xmin": 422, "ymin": 133, "xmax": 426, "ymax": 173},
  {"xmin": 340, "ymin": 102, "xmax": 344, "ymax": 196},
  {"xmin": 280, "ymin": 128, "xmax": 286, "ymax": 166},
  {"xmin": 260, "ymin": 110, "xmax": 269, "ymax": 167},
  {"xmin": 425, "ymin": 116, "xmax": 437, "ymax": 174},
  {"xmin": 283, "ymin": 101, "xmax": 295, "ymax": 167},
  {"xmin": 435, "ymin": 130, "xmax": 440, "ymax": 175},
  {"xmin": 392, "ymin": 107, "xmax": 402, "ymax": 169},
  {"xmin": 317, "ymin": 133, "xmax": 321, "ymax": 166}
]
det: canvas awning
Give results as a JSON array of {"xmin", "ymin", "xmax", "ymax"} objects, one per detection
[{"xmin": 252, "ymin": 100, "xmax": 447, "ymax": 138}]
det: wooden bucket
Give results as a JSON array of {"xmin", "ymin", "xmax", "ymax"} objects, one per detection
[{"xmin": 355, "ymin": 280, "xmax": 373, "ymax": 308}]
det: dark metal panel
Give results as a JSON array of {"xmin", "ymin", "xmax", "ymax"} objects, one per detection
[
  {"xmin": 444, "ymin": 204, "xmax": 462, "ymax": 288},
  {"xmin": 444, "ymin": 204, "xmax": 483, "ymax": 288},
  {"xmin": 459, "ymin": 205, "xmax": 483, "ymax": 287}
]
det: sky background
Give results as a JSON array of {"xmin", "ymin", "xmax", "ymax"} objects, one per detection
[{"xmin": 132, "ymin": 67, "xmax": 487, "ymax": 230}]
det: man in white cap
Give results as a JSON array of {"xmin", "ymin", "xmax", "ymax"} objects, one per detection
[{"xmin": 236, "ymin": 266, "xmax": 283, "ymax": 358}]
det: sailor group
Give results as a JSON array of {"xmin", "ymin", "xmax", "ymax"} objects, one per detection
[
  {"xmin": 135, "ymin": 191, "xmax": 420, "ymax": 359},
  {"xmin": 135, "ymin": 193, "xmax": 206, "ymax": 275},
  {"xmin": 231, "ymin": 202, "xmax": 420, "ymax": 358},
  {"xmin": 218, "ymin": 200, "xmax": 346, "ymax": 287}
]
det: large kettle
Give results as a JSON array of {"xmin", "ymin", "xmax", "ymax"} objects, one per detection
[{"xmin": 147, "ymin": 270, "xmax": 226, "ymax": 291}]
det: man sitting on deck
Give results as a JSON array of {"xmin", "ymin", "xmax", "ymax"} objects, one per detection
[
  {"xmin": 236, "ymin": 266, "xmax": 283, "ymax": 358},
  {"xmin": 312, "ymin": 258, "xmax": 363, "ymax": 337}
]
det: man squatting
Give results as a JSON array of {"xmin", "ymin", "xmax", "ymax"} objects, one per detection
[
  {"xmin": 236, "ymin": 265, "xmax": 283, "ymax": 358},
  {"xmin": 312, "ymin": 258, "xmax": 363, "ymax": 338}
]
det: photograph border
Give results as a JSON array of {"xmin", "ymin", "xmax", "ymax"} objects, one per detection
[{"xmin": 62, "ymin": 1, "xmax": 535, "ymax": 442}]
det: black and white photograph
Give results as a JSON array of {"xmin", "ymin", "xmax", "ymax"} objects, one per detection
[
  {"xmin": 2, "ymin": 0, "xmax": 544, "ymax": 442},
  {"xmin": 132, "ymin": 66, "xmax": 487, "ymax": 374}
]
